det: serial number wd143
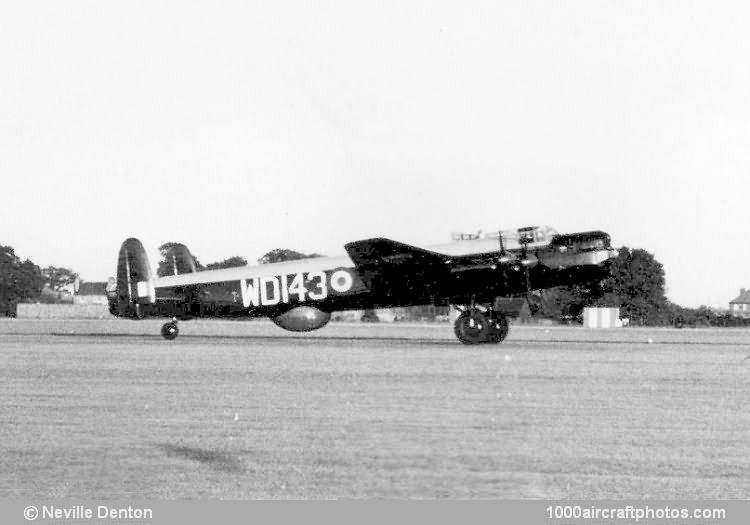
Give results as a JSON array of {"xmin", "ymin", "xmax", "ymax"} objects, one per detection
[{"xmin": 240, "ymin": 269, "xmax": 355, "ymax": 307}]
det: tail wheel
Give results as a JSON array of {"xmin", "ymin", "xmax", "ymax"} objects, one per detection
[
  {"xmin": 454, "ymin": 310, "xmax": 489, "ymax": 345},
  {"xmin": 486, "ymin": 312, "xmax": 509, "ymax": 343},
  {"xmin": 161, "ymin": 322, "xmax": 179, "ymax": 340}
]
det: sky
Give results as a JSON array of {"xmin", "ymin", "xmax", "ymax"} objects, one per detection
[{"xmin": 1, "ymin": 1, "xmax": 749, "ymax": 308}]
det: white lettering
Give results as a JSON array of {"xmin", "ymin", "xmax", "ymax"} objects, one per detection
[
  {"xmin": 307, "ymin": 271, "xmax": 327, "ymax": 300},
  {"xmin": 98, "ymin": 506, "xmax": 153, "ymax": 519},
  {"xmin": 260, "ymin": 276, "xmax": 280, "ymax": 305},
  {"xmin": 240, "ymin": 278, "xmax": 260, "ymax": 307},
  {"xmin": 288, "ymin": 273, "xmax": 306, "ymax": 302},
  {"xmin": 43, "ymin": 506, "xmax": 92, "ymax": 519},
  {"xmin": 280, "ymin": 274, "xmax": 289, "ymax": 303},
  {"xmin": 242, "ymin": 271, "xmax": 346, "ymax": 307}
]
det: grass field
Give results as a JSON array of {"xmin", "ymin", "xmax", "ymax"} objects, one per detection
[{"xmin": 1, "ymin": 319, "xmax": 749, "ymax": 499}]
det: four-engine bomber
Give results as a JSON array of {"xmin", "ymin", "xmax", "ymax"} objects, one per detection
[{"xmin": 107, "ymin": 226, "xmax": 618, "ymax": 344}]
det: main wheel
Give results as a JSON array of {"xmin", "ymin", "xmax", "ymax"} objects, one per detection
[
  {"xmin": 486, "ymin": 312, "xmax": 509, "ymax": 343},
  {"xmin": 161, "ymin": 322, "xmax": 179, "ymax": 340},
  {"xmin": 454, "ymin": 310, "xmax": 489, "ymax": 345}
]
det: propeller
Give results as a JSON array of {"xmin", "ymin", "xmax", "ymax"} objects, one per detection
[
  {"xmin": 517, "ymin": 231, "xmax": 541, "ymax": 316},
  {"xmin": 496, "ymin": 228, "xmax": 539, "ymax": 269},
  {"xmin": 515, "ymin": 232, "xmax": 539, "ymax": 270},
  {"xmin": 497, "ymin": 232, "xmax": 515, "ymax": 264}
]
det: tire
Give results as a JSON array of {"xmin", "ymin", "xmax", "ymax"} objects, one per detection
[
  {"xmin": 486, "ymin": 313, "xmax": 509, "ymax": 343},
  {"xmin": 161, "ymin": 322, "xmax": 179, "ymax": 340},
  {"xmin": 454, "ymin": 311, "xmax": 489, "ymax": 345}
]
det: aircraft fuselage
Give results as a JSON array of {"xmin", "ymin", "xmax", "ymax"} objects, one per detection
[
  {"xmin": 107, "ymin": 227, "xmax": 618, "ymax": 343},
  {"xmin": 111, "ymin": 231, "xmax": 614, "ymax": 316}
]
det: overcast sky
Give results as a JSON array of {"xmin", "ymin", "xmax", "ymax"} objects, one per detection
[{"xmin": 1, "ymin": 1, "xmax": 749, "ymax": 308}]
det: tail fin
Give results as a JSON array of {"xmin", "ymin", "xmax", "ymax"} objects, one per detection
[
  {"xmin": 162, "ymin": 243, "xmax": 198, "ymax": 276},
  {"xmin": 108, "ymin": 238, "xmax": 154, "ymax": 318}
]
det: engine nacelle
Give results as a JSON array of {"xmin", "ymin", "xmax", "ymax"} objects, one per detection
[{"xmin": 271, "ymin": 306, "xmax": 331, "ymax": 332}]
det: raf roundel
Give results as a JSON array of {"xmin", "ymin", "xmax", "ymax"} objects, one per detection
[{"xmin": 330, "ymin": 269, "xmax": 354, "ymax": 293}]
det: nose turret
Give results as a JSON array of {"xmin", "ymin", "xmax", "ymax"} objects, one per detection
[
  {"xmin": 550, "ymin": 230, "xmax": 611, "ymax": 250},
  {"xmin": 546, "ymin": 231, "xmax": 618, "ymax": 267}
]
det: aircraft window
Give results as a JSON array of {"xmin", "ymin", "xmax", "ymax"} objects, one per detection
[{"xmin": 574, "ymin": 239, "xmax": 607, "ymax": 252}]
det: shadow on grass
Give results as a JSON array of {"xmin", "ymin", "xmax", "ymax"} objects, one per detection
[
  {"xmin": 155, "ymin": 443, "xmax": 246, "ymax": 473},
  {"xmin": 42, "ymin": 332, "xmax": 750, "ymax": 347},
  {"xmin": 46, "ymin": 332, "xmax": 461, "ymax": 346}
]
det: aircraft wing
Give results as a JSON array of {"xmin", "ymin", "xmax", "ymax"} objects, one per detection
[{"xmin": 343, "ymin": 238, "xmax": 451, "ymax": 300}]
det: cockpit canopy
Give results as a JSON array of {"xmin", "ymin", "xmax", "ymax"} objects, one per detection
[{"xmin": 452, "ymin": 225, "xmax": 559, "ymax": 249}]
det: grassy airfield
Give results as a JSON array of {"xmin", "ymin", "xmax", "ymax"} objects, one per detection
[{"xmin": 1, "ymin": 319, "xmax": 749, "ymax": 499}]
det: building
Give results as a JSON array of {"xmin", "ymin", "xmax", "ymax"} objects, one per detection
[
  {"xmin": 729, "ymin": 288, "xmax": 750, "ymax": 318},
  {"xmin": 582, "ymin": 307, "xmax": 622, "ymax": 328}
]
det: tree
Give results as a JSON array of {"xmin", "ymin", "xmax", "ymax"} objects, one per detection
[
  {"xmin": 156, "ymin": 242, "xmax": 203, "ymax": 277},
  {"xmin": 41, "ymin": 266, "xmax": 78, "ymax": 292},
  {"xmin": 596, "ymin": 247, "xmax": 668, "ymax": 325},
  {"xmin": 257, "ymin": 249, "xmax": 323, "ymax": 265},
  {"xmin": 0, "ymin": 244, "xmax": 44, "ymax": 316},
  {"xmin": 541, "ymin": 284, "xmax": 597, "ymax": 320},
  {"xmin": 667, "ymin": 302, "xmax": 722, "ymax": 328},
  {"xmin": 540, "ymin": 246, "xmax": 668, "ymax": 325},
  {"xmin": 204, "ymin": 256, "xmax": 247, "ymax": 270}
]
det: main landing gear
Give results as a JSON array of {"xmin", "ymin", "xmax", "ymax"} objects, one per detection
[
  {"xmin": 161, "ymin": 318, "xmax": 179, "ymax": 340},
  {"xmin": 454, "ymin": 307, "xmax": 509, "ymax": 345}
]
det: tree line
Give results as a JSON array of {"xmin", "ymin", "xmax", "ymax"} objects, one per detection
[
  {"xmin": 0, "ymin": 244, "xmax": 78, "ymax": 316},
  {"xmin": 536, "ymin": 247, "xmax": 750, "ymax": 327}
]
